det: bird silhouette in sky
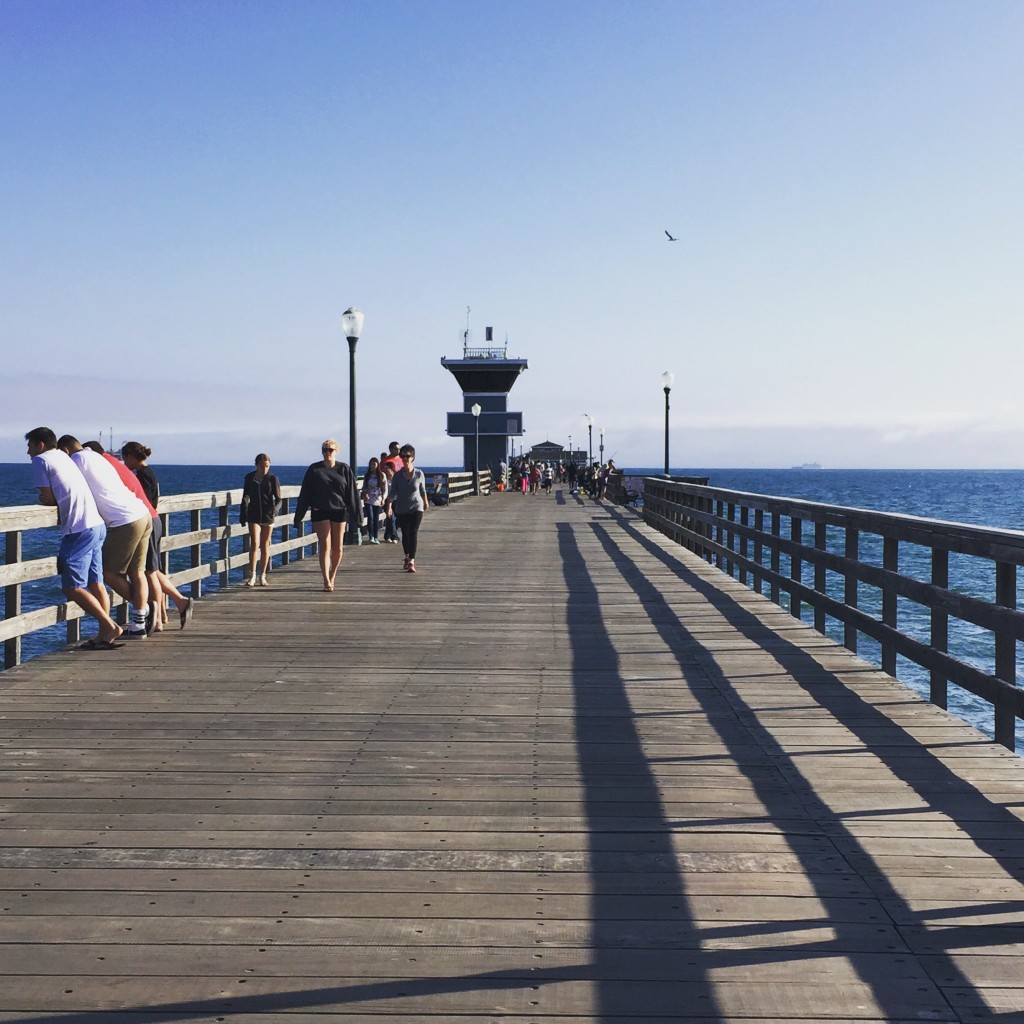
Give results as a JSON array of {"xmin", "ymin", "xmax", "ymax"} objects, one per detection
[{"xmin": 665, "ymin": 230, "xmax": 678, "ymax": 241}]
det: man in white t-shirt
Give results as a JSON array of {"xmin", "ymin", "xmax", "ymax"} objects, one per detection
[
  {"xmin": 25, "ymin": 427, "xmax": 124, "ymax": 650},
  {"xmin": 56, "ymin": 435, "xmax": 153, "ymax": 639}
]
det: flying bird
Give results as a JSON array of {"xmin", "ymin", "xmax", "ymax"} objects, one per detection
[{"xmin": 665, "ymin": 230, "xmax": 678, "ymax": 241}]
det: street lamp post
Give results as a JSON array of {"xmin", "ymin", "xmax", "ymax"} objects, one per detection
[
  {"xmin": 584, "ymin": 414, "xmax": 594, "ymax": 465},
  {"xmin": 599, "ymin": 427, "xmax": 605, "ymax": 466},
  {"xmin": 471, "ymin": 403, "xmax": 482, "ymax": 495},
  {"xmin": 661, "ymin": 370, "xmax": 674, "ymax": 477},
  {"xmin": 342, "ymin": 307, "xmax": 365, "ymax": 544}
]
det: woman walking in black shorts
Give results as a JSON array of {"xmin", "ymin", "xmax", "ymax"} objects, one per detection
[{"xmin": 293, "ymin": 439, "xmax": 360, "ymax": 592}]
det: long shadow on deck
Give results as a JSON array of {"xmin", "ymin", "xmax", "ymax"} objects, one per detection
[
  {"xmin": 556, "ymin": 521, "xmax": 721, "ymax": 1019},
  {"xmin": 0, "ymin": 513, "xmax": 714, "ymax": 1023},
  {"xmin": 594, "ymin": 508, "xmax": 1024, "ymax": 1022}
]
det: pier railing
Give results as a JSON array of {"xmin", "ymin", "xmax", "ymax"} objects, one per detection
[
  {"xmin": 1, "ymin": 485, "xmax": 314, "ymax": 669},
  {"xmin": 643, "ymin": 478, "xmax": 1024, "ymax": 751},
  {"xmin": 2, "ymin": 471, "xmax": 488, "ymax": 670}
]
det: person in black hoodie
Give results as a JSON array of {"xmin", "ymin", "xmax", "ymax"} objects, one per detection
[
  {"xmin": 293, "ymin": 439, "xmax": 360, "ymax": 592},
  {"xmin": 240, "ymin": 453, "xmax": 282, "ymax": 587}
]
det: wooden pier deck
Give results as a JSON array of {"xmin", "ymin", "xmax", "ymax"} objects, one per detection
[{"xmin": 2, "ymin": 490, "xmax": 1024, "ymax": 1023}]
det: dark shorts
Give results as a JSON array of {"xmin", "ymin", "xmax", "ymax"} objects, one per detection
[
  {"xmin": 311, "ymin": 510, "xmax": 346, "ymax": 524},
  {"xmin": 145, "ymin": 516, "xmax": 162, "ymax": 573}
]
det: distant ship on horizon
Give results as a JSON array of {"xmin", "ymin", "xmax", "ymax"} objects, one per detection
[{"xmin": 791, "ymin": 462, "xmax": 823, "ymax": 470}]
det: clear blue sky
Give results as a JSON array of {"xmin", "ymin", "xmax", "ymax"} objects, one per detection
[{"xmin": 2, "ymin": 0, "xmax": 1021, "ymax": 468}]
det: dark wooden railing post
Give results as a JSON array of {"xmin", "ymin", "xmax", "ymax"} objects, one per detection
[
  {"xmin": 789, "ymin": 517, "xmax": 802, "ymax": 620},
  {"xmin": 930, "ymin": 548, "xmax": 948, "ymax": 709},
  {"xmin": 994, "ymin": 561, "xmax": 1017, "ymax": 750},
  {"xmin": 753, "ymin": 508, "xmax": 764, "ymax": 596},
  {"xmin": 814, "ymin": 521, "xmax": 827, "ymax": 634},
  {"xmin": 882, "ymin": 536, "xmax": 899, "ymax": 676},
  {"xmin": 4, "ymin": 529, "xmax": 21, "ymax": 670},
  {"xmin": 770, "ymin": 512, "xmax": 781, "ymax": 605},
  {"xmin": 739, "ymin": 506, "xmax": 749, "ymax": 586},
  {"xmin": 726, "ymin": 502, "xmax": 736, "ymax": 578},
  {"xmin": 844, "ymin": 528, "xmax": 859, "ymax": 653},
  {"xmin": 714, "ymin": 499, "xmax": 724, "ymax": 571}
]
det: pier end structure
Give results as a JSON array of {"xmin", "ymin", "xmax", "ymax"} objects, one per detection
[{"xmin": 441, "ymin": 328, "xmax": 527, "ymax": 476}]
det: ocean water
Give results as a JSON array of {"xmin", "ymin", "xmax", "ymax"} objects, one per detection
[{"xmin": 4, "ymin": 463, "xmax": 1024, "ymax": 747}]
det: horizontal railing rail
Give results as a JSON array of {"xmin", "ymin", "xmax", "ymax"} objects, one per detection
[
  {"xmin": 642, "ymin": 477, "xmax": 1024, "ymax": 751},
  {"xmin": 444, "ymin": 469, "xmax": 491, "ymax": 502}
]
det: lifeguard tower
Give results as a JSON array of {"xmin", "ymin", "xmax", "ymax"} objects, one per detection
[{"xmin": 441, "ymin": 326, "xmax": 527, "ymax": 476}]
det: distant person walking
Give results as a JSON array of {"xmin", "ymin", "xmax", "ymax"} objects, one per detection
[
  {"xmin": 240, "ymin": 453, "xmax": 282, "ymax": 585},
  {"xmin": 25, "ymin": 427, "xmax": 123, "ymax": 649},
  {"xmin": 293, "ymin": 439, "xmax": 360, "ymax": 592},
  {"xmin": 381, "ymin": 461, "xmax": 399, "ymax": 543},
  {"xmin": 360, "ymin": 456, "xmax": 388, "ymax": 544},
  {"xmin": 385, "ymin": 444, "xmax": 429, "ymax": 573}
]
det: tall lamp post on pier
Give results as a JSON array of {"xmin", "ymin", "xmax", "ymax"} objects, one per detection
[
  {"xmin": 343, "ymin": 307, "xmax": 365, "ymax": 544},
  {"xmin": 471, "ymin": 402, "xmax": 482, "ymax": 495},
  {"xmin": 661, "ymin": 370, "xmax": 674, "ymax": 477},
  {"xmin": 599, "ymin": 427, "xmax": 605, "ymax": 466},
  {"xmin": 584, "ymin": 414, "xmax": 594, "ymax": 466}
]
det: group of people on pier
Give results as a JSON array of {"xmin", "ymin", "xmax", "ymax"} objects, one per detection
[
  {"xmin": 28, "ymin": 427, "xmax": 621, "ymax": 649},
  {"xmin": 25, "ymin": 427, "xmax": 194, "ymax": 651},
  {"xmin": 243, "ymin": 438, "xmax": 429, "ymax": 594},
  {"xmin": 503, "ymin": 456, "xmax": 615, "ymax": 500}
]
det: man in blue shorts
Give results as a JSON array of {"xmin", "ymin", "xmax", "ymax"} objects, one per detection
[{"xmin": 26, "ymin": 427, "xmax": 124, "ymax": 650}]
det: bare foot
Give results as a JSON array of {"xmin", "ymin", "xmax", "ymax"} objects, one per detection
[{"xmin": 99, "ymin": 623, "xmax": 124, "ymax": 644}]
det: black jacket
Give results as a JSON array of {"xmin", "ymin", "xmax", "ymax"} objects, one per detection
[
  {"xmin": 239, "ymin": 471, "xmax": 282, "ymax": 526},
  {"xmin": 293, "ymin": 460, "xmax": 360, "ymax": 524}
]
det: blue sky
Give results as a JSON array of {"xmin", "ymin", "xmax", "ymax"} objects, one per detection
[{"xmin": 2, "ymin": 0, "xmax": 1021, "ymax": 468}]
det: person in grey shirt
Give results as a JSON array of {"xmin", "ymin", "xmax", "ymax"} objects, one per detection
[{"xmin": 384, "ymin": 444, "xmax": 429, "ymax": 573}]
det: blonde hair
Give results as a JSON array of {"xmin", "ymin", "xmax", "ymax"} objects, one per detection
[{"xmin": 322, "ymin": 439, "xmax": 338, "ymax": 452}]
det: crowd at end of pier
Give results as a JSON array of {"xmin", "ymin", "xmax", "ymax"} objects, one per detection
[{"xmin": 498, "ymin": 455, "xmax": 616, "ymax": 499}]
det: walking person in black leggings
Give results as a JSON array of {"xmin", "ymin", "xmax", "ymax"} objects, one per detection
[{"xmin": 384, "ymin": 444, "xmax": 429, "ymax": 573}]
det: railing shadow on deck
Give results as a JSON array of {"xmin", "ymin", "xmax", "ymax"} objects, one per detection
[
  {"xmin": 593, "ymin": 503, "xmax": 1024, "ymax": 1019},
  {"xmin": 0, "ymin": 967, "xmax": 587, "ymax": 1024},
  {"xmin": 555, "ymin": 520, "xmax": 722, "ymax": 1019},
  {"xmin": 643, "ymin": 478, "xmax": 1024, "ymax": 752}
]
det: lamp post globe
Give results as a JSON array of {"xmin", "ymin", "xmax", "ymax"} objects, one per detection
[
  {"xmin": 343, "ymin": 307, "xmax": 365, "ymax": 543},
  {"xmin": 471, "ymin": 403, "xmax": 482, "ymax": 495},
  {"xmin": 661, "ymin": 370, "xmax": 674, "ymax": 477}
]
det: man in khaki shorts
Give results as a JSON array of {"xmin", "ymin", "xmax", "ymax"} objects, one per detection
[{"xmin": 58, "ymin": 436, "xmax": 153, "ymax": 639}]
